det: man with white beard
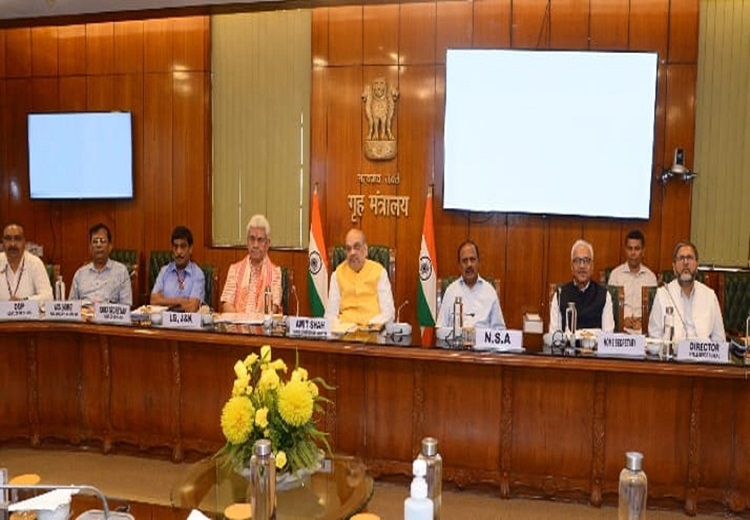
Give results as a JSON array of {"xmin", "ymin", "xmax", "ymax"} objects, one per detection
[{"xmin": 648, "ymin": 241, "xmax": 725, "ymax": 342}]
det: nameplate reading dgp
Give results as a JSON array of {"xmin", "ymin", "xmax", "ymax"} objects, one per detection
[
  {"xmin": 0, "ymin": 300, "xmax": 40, "ymax": 320},
  {"xmin": 94, "ymin": 303, "xmax": 131, "ymax": 325},
  {"xmin": 288, "ymin": 317, "xmax": 330, "ymax": 338},
  {"xmin": 162, "ymin": 311, "xmax": 202, "ymax": 330}
]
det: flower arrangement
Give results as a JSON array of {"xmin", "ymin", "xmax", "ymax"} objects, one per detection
[{"xmin": 219, "ymin": 345, "xmax": 331, "ymax": 476}]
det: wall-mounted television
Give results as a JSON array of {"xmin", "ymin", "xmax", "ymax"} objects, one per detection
[
  {"xmin": 28, "ymin": 111, "xmax": 134, "ymax": 200},
  {"xmin": 443, "ymin": 49, "xmax": 658, "ymax": 219}
]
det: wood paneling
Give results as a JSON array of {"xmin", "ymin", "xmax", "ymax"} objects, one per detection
[
  {"xmin": 589, "ymin": 0, "xmax": 629, "ymax": 49},
  {"xmin": 31, "ymin": 26, "xmax": 58, "ymax": 77},
  {"xmin": 473, "ymin": 0, "xmax": 511, "ymax": 48},
  {"xmin": 363, "ymin": 4, "xmax": 398, "ymax": 65},
  {"xmin": 328, "ymin": 6, "xmax": 362, "ymax": 66},
  {"xmin": 58, "ymin": 24, "xmax": 86, "ymax": 76},
  {"xmin": 85, "ymin": 22, "xmax": 114, "ymax": 75},
  {"xmin": 5, "ymin": 28, "xmax": 31, "ymax": 77}
]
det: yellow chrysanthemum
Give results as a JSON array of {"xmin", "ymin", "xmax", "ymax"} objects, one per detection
[
  {"xmin": 243, "ymin": 353, "xmax": 258, "ymax": 368},
  {"xmin": 220, "ymin": 396, "xmax": 255, "ymax": 444},
  {"xmin": 291, "ymin": 367, "xmax": 308, "ymax": 382},
  {"xmin": 278, "ymin": 380, "xmax": 314, "ymax": 426},
  {"xmin": 232, "ymin": 376, "xmax": 250, "ymax": 397},
  {"xmin": 233, "ymin": 360, "xmax": 248, "ymax": 379},
  {"xmin": 255, "ymin": 407, "xmax": 269, "ymax": 428},
  {"xmin": 270, "ymin": 359, "xmax": 287, "ymax": 372},
  {"xmin": 275, "ymin": 451, "xmax": 287, "ymax": 469},
  {"xmin": 258, "ymin": 366, "xmax": 280, "ymax": 391}
]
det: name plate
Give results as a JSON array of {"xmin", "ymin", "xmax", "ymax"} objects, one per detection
[
  {"xmin": 474, "ymin": 329, "xmax": 522, "ymax": 351},
  {"xmin": 0, "ymin": 300, "xmax": 40, "ymax": 320},
  {"xmin": 288, "ymin": 317, "xmax": 330, "ymax": 338},
  {"xmin": 162, "ymin": 311, "xmax": 203, "ymax": 330},
  {"xmin": 676, "ymin": 340, "xmax": 729, "ymax": 364},
  {"xmin": 597, "ymin": 333, "xmax": 645, "ymax": 357},
  {"xmin": 44, "ymin": 300, "xmax": 82, "ymax": 321},
  {"xmin": 94, "ymin": 303, "xmax": 131, "ymax": 324}
]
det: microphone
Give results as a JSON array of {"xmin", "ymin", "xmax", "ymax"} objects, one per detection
[
  {"xmin": 290, "ymin": 284, "xmax": 299, "ymax": 316},
  {"xmin": 396, "ymin": 299, "xmax": 409, "ymax": 323}
]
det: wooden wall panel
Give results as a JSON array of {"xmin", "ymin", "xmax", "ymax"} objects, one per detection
[
  {"xmin": 504, "ymin": 215, "xmax": 545, "ymax": 324},
  {"xmin": 399, "ymin": 3, "xmax": 436, "ymax": 65},
  {"xmin": 114, "ymin": 21, "xmax": 145, "ymax": 75},
  {"xmin": 436, "ymin": 1, "xmax": 473, "ymax": 62},
  {"xmin": 365, "ymin": 358, "xmax": 414, "ymax": 462},
  {"xmin": 4, "ymin": 79, "xmax": 32, "ymax": 226},
  {"xmin": 85, "ymin": 22, "xmax": 114, "ymax": 75},
  {"xmin": 550, "ymin": 0, "xmax": 590, "ymax": 49},
  {"xmin": 144, "ymin": 18, "xmax": 174, "ymax": 73},
  {"xmin": 58, "ymin": 25, "xmax": 86, "ymax": 76},
  {"xmin": 629, "ymin": 0, "xmax": 669, "ymax": 54},
  {"xmin": 589, "ymin": 0, "xmax": 629, "ymax": 49},
  {"xmin": 5, "ymin": 28, "xmax": 31, "ymax": 78},
  {"xmin": 363, "ymin": 4, "xmax": 399, "ymax": 65},
  {"xmin": 510, "ymin": 0, "xmax": 551, "ymax": 49},
  {"xmin": 473, "ymin": 0, "xmax": 511, "ymax": 48},
  {"xmin": 0, "ymin": 32, "xmax": 5, "ymax": 77},
  {"xmin": 668, "ymin": 0, "xmax": 699, "ymax": 63},
  {"xmin": 328, "ymin": 6, "xmax": 363, "ymax": 66},
  {"xmin": 31, "ymin": 26, "xmax": 58, "ymax": 77},
  {"xmin": 173, "ymin": 16, "xmax": 209, "ymax": 72}
]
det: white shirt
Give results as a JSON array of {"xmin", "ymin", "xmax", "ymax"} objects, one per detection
[
  {"xmin": 436, "ymin": 276, "xmax": 505, "ymax": 329},
  {"xmin": 0, "ymin": 251, "xmax": 53, "ymax": 301},
  {"xmin": 607, "ymin": 262, "xmax": 658, "ymax": 318},
  {"xmin": 325, "ymin": 266, "xmax": 395, "ymax": 325},
  {"xmin": 549, "ymin": 283, "xmax": 614, "ymax": 334},
  {"xmin": 648, "ymin": 280, "xmax": 725, "ymax": 343}
]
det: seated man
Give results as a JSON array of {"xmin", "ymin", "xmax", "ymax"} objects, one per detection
[
  {"xmin": 648, "ymin": 240, "xmax": 725, "ymax": 342},
  {"xmin": 607, "ymin": 229, "xmax": 657, "ymax": 331},
  {"xmin": 325, "ymin": 228, "xmax": 395, "ymax": 326},
  {"xmin": 220, "ymin": 214, "xmax": 282, "ymax": 314},
  {"xmin": 151, "ymin": 226, "xmax": 205, "ymax": 312},
  {"xmin": 549, "ymin": 239, "xmax": 614, "ymax": 333},
  {"xmin": 436, "ymin": 240, "xmax": 505, "ymax": 329},
  {"xmin": 69, "ymin": 223, "xmax": 132, "ymax": 305},
  {"xmin": 0, "ymin": 222, "xmax": 53, "ymax": 301}
]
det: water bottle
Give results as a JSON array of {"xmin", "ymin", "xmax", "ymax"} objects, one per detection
[
  {"xmin": 249, "ymin": 439, "xmax": 276, "ymax": 520},
  {"xmin": 404, "ymin": 458, "xmax": 433, "ymax": 520},
  {"xmin": 264, "ymin": 287, "xmax": 273, "ymax": 315},
  {"xmin": 417, "ymin": 437, "xmax": 442, "ymax": 520},
  {"xmin": 662, "ymin": 306, "xmax": 675, "ymax": 359},
  {"xmin": 618, "ymin": 451, "xmax": 647, "ymax": 520},
  {"xmin": 54, "ymin": 275, "xmax": 66, "ymax": 301},
  {"xmin": 565, "ymin": 302, "xmax": 577, "ymax": 347},
  {"xmin": 452, "ymin": 297, "xmax": 463, "ymax": 342}
]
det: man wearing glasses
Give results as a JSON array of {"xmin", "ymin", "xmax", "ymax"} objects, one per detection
[
  {"xmin": 220, "ymin": 214, "xmax": 281, "ymax": 314},
  {"xmin": 325, "ymin": 228, "xmax": 394, "ymax": 327},
  {"xmin": 648, "ymin": 241, "xmax": 725, "ymax": 342},
  {"xmin": 0, "ymin": 222, "xmax": 53, "ymax": 301},
  {"xmin": 69, "ymin": 223, "xmax": 132, "ymax": 305},
  {"xmin": 549, "ymin": 239, "xmax": 614, "ymax": 333}
]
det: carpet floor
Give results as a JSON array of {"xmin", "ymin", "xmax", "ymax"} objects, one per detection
[{"xmin": 0, "ymin": 447, "xmax": 742, "ymax": 519}]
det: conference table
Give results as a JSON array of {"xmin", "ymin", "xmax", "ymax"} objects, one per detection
[{"xmin": 2, "ymin": 317, "xmax": 749, "ymax": 517}]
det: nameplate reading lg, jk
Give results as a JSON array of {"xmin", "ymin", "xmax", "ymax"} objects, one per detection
[
  {"xmin": 94, "ymin": 303, "xmax": 131, "ymax": 324},
  {"xmin": 676, "ymin": 340, "xmax": 728, "ymax": 364},
  {"xmin": 597, "ymin": 333, "xmax": 645, "ymax": 357},
  {"xmin": 288, "ymin": 317, "xmax": 330, "ymax": 338},
  {"xmin": 0, "ymin": 300, "xmax": 40, "ymax": 320},
  {"xmin": 162, "ymin": 311, "xmax": 202, "ymax": 330},
  {"xmin": 44, "ymin": 300, "xmax": 82, "ymax": 321},
  {"xmin": 474, "ymin": 329, "xmax": 522, "ymax": 351}
]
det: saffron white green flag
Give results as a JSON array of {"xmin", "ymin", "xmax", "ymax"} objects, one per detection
[
  {"xmin": 308, "ymin": 190, "xmax": 328, "ymax": 317},
  {"xmin": 417, "ymin": 190, "xmax": 437, "ymax": 343}
]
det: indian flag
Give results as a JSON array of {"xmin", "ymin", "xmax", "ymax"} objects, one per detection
[
  {"xmin": 308, "ymin": 189, "xmax": 328, "ymax": 317},
  {"xmin": 417, "ymin": 190, "xmax": 437, "ymax": 343}
]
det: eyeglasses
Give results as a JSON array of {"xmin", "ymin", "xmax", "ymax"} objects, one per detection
[
  {"xmin": 676, "ymin": 255, "xmax": 696, "ymax": 263},
  {"xmin": 572, "ymin": 257, "xmax": 592, "ymax": 266},
  {"xmin": 91, "ymin": 238, "xmax": 109, "ymax": 245},
  {"xmin": 247, "ymin": 235, "xmax": 267, "ymax": 244}
]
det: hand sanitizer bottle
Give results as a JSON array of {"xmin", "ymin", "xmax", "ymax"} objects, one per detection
[
  {"xmin": 417, "ymin": 437, "xmax": 442, "ymax": 520},
  {"xmin": 404, "ymin": 459, "xmax": 433, "ymax": 520},
  {"xmin": 618, "ymin": 451, "xmax": 647, "ymax": 520}
]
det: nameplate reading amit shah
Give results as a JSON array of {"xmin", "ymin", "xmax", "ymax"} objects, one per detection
[
  {"xmin": 0, "ymin": 300, "xmax": 40, "ymax": 320},
  {"xmin": 288, "ymin": 317, "xmax": 330, "ymax": 338}
]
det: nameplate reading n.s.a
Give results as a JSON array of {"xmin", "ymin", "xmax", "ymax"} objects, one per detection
[
  {"xmin": 288, "ymin": 317, "xmax": 330, "ymax": 338},
  {"xmin": 597, "ymin": 333, "xmax": 645, "ymax": 357},
  {"xmin": 162, "ymin": 311, "xmax": 203, "ymax": 330},
  {"xmin": 94, "ymin": 302, "xmax": 131, "ymax": 325},
  {"xmin": 0, "ymin": 300, "xmax": 40, "ymax": 320},
  {"xmin": 44, "ymin": 300, "xmax": 82, "ymax": 321},
  {"xmin": 676, "ymin": 340, "xmax": 729, "ymax": 364},
  {"xmin": 474, "ymin": 329, "xmax": 522, "ymax": 351}
]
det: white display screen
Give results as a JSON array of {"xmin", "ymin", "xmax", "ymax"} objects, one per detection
[
  {"xmin": 28, "ymin": 112, "xmax": 133, "ymax": 200},
  {"xmin": 443, "ymin": 49, "xmax": 658, "ymax": 219}
]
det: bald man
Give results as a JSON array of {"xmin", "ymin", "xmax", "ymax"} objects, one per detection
[{"xmin": 325, "ymin": 229, "xmax": 395, "ymax": 326}]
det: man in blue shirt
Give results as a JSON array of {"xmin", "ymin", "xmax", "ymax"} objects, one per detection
[
  {"xmin": 151, "ymin": 226, "xmax": 205, "ymax": 312},
  {"xmin": 69, "ymin": 223, "xmax": 132, "ymax": 305}
]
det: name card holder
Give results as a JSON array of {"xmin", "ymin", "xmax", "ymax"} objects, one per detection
[
  {"xmin": 44, "ymin": 300, "xmax": 83, "ymax": 321},
  {"xmin": 162, "ymin": 311, "xmax": 203, "ymax": 330},
  {"xmin": 474, "ymin": 329, "xmax": 523, "ymax": 352},
  {"xmin": 597, "ymin": 333, "xmax": 645, "ymax": 357},
  {"xmin": 288, "ymin": 317, "xmax": 330, "ymax": 338},
  {"xmin": 0, "ymin": 300, "xmax": 40, "ymax": 320},
  {"xmin": 94, "ymin": 302, "xmax": 131, "ymax": 325},
  {"xmin": 676, "ymin": 340, "xmax": 729, "ymax": 364}
]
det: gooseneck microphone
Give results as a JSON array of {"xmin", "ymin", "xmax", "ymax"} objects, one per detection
[
  {"xmin": 290, "ymin": 284, "xmax": 300, "ymax": 316},
  {"xmin": 396, "ymin": 299, "xmax": 409, "ymax": 323}
]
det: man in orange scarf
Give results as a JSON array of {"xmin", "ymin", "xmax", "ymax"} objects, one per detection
[{"xmin": 220, "ymin": 214, "xmax": 282, "ymax": 314}]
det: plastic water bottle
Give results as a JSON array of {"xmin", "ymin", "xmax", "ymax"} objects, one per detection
[
  {"xmin": 662, "ymin": 306, "xmax": 675, "ymax": 359},
  {"xmin": 417, "ymin": 437, "xmax": 442, "ymax": 520},
  {"xmin": 54, "ymin": 275, "xmax": 66, "ymax": 301},
  {"xmin": 618, "ymin": 451, "xmax": 647, "ymax": 520},
  {"xmin": 452, "ymin": 297, "xmax": 463, "ymax": 342},
  {"xmin": 249, "ymin": 439, "xmax": 276, "ymax": 520},
  {"xmin": 264, "ymin": 287, "xmax": 273, "ymax": 315},
  {"xmin": 404, "ymin": 458, "xmax": 433, "ymax": 520}
]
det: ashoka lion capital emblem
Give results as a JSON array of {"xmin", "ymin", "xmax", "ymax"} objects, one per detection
[{"xmin": 362, "ymin": 77, "xmax": 399, "ymax": 161}]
